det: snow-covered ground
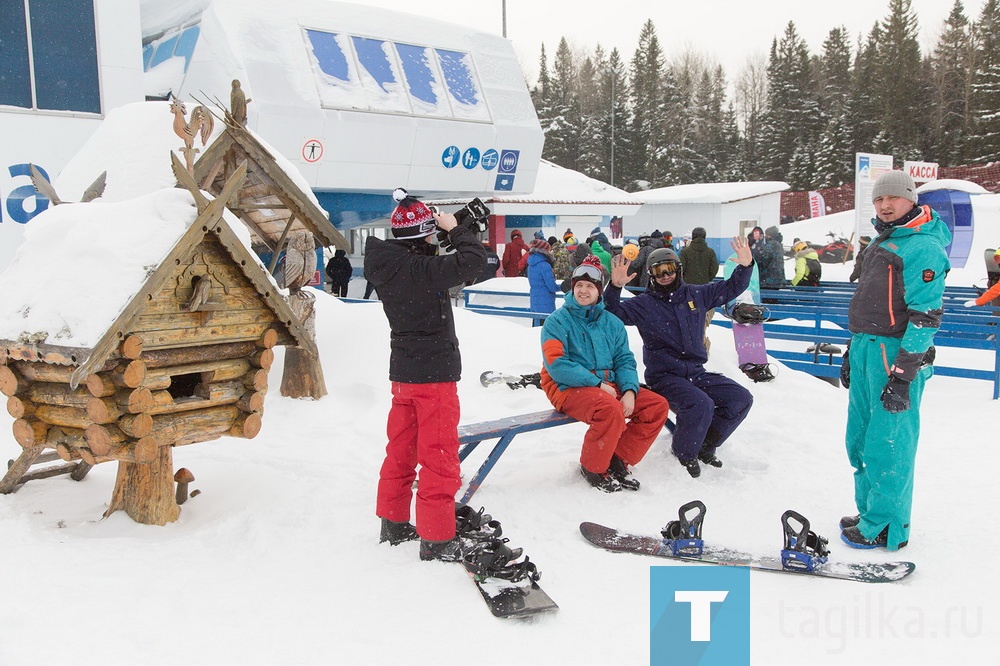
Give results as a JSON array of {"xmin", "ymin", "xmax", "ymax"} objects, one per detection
[{"xmin": 1, "ymin": 269, "xmax": 996, "ymax": 664}]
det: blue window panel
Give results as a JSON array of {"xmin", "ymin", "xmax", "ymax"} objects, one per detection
[
  {"xmin": 30, "ymin": 0, "xmax": 100, "ymax": 113},
  {"xmin": 306, "ymin": 29, "xmax": 350, "ymax": 82},
  {"xmin": 142, "ymin": 42, "xmax": 154, "ymax": 70},
  {"xmin": 436, "ymin": 48, "xmax": 489, "ymax": 120},
  {"xmin": 149, "ymin": 34, "xmax": 180, "ymax": 69},
  {"xmin": 0, "ymin": 0, "xmax": 32, "ymax": 108},
  {"xmin": 173, "ymin": 25, "xmax": 200, "ymax": 70},
  {"xmin": 920, "ymin": 189, "xmax": 974, "ymax": 269},
  {"xmin": 352, "ymin": 36, "xmax": 395, "ymax": 93},
  {"xmin": 396, "ymin": 43, "xmax": 436, "ymax": 104}
]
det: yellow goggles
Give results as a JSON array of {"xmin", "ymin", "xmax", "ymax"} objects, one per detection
[{"xmin": 649, "ymin": 261, "xmax": 679, "ymax": 278}]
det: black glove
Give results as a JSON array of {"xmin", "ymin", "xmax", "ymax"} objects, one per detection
[
  {"xmin": 880, "ymin": 376, "xmax": 911, "ymax": 413},
  {"xmin": 839, "ymin": 348, "xmax": 850, "ymax": 389}
]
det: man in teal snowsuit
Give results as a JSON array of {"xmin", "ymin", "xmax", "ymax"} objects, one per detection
[{"xmin": 840, "ymin": 170, "xmax": 950, "ymax": 551}]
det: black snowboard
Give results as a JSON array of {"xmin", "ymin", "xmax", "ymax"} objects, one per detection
[{"xmin": 468, "ymin": 571, "xmax": 559, "ymax": 618}]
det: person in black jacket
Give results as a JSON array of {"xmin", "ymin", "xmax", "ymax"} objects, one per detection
[
  {"xmin": 364, "ymin": 189, "xmax": 486, "ymax": 562},
  {"xmin": 325, "ymin": 249, "xmax": 354, "ymax": 296}
]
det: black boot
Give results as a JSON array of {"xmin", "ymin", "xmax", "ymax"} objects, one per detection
[
  {"xmin": 608, "ymin": 455, "xmax": 640, "ymax": 491},
  {"xmin": 680, "ymin": 458, "xmax": 701, "ymax": 478},
  {"xmin": 419, "ymin": 537, "xmax": 464, "ymax": 562},
  {"xmin": 379, "ymin": 517, "xmax": 418, "ymax": 546},
  {"xmin": 580, "ymin": 465, "xmax": 622, "ymax": 492},
  {"xmin": 697, "ymin": 447, "xmax": 723, "ymax": 468},
  {"xmin": 839, "ymin": 514, "xmax": 860, "ymax": 530}
]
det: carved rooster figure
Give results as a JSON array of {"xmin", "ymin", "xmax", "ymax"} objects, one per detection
[{"xmin": 169, "ymin": 99, "xmax": 214, "ymax": 175}]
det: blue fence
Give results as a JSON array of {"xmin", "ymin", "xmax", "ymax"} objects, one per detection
[{"xmin": 458, "ymin": 283, "xmax": 1000, "ymax": 398}]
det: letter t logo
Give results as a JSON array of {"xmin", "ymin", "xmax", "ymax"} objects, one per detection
[{"xmin": 674, "ymin": 590, "xmax": 729, "ymax": 641}]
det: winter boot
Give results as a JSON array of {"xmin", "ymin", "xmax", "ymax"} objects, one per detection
[
  {"xmin": 840, "ymin": 525, "xmax": 907, "ymax": 550},
  {"xmin": 608, "ymin": 455, "xmax": 641, "ymax": 491},
  {"xmin": 419, "ymin": 537, "xmax": 464, "ymax": 562},
  {"xmin": 697, "ymin": 447, "xmax": 723, "ymax": 469},
  {"xmin": 839, "ymin": 514, "xmax": 860, "ymax": 530},
  {"xmin": 680, "ymin": 458, "xmax": 701, "ymax": 478},
  {"xmin": 580, "ymin": 465, "xmax": 622, "ymax": 492},
  {"xmin": 379, "ymin": 517, "xmax": 418, "ymax": 546}
]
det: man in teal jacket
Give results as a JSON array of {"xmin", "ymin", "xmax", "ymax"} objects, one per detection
[
  {"xmin": 840, "ymin": 170, "xmax": 951, "ymax": 551},
  {"xmin": 539, "ymin": 255, "xmax": 669, "ymax": 492}
]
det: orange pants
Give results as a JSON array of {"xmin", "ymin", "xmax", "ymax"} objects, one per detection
[{"xmin": 557, "ymin": 385, "xmax": 669, "ymax": 473}]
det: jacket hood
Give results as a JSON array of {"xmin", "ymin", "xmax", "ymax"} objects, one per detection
[
  {"xmin": 687, "ymin": 237, "xmax": 709, "ymax": 249},
  {"xmin": 795, "ymin": 248, "xmax": 819, "ymax": 259}
]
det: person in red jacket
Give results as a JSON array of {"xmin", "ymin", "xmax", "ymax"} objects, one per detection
[{"xmin": 501, "ymin": 230, "xmax": 529, "ymax": 276}]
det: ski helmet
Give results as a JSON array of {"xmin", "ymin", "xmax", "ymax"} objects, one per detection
[{"xmin": 646, "ymin": 248, "xmax": 681, "ymax": 276}]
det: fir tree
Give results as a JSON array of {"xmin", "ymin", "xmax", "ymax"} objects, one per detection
[
  {"xmin": 876, "ymin": 0, "xmax": 926, "ymax": 160},
  {"xmin": 929, "ymin": 1, "xmax": 972, "ymax": 165},
  {"xmin": 968, "ymin": 0, "xmax": 1000, "ymax": 162}
]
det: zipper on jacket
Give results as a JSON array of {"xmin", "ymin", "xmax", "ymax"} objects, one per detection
[{"xmin": 887, "ymin": 265, "xmax": 896, "ymax": 328}]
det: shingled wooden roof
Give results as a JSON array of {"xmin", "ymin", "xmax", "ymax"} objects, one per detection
[{"xmin": 193, "ymin": 124, "xmax": 349, "ymax": 253}]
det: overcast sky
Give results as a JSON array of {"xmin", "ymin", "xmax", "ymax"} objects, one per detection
[{"xmin": 361, "ymin": 0, "xmax": 986, "ymax": 86}]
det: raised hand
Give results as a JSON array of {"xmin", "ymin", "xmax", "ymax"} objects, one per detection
[
  {"xmin": 730, "ymin": 235, "xmax": 753, "ymax": 266},
  {"xmin": 611, "ymin": 253, "xmax": 636, "ymax": 288}
]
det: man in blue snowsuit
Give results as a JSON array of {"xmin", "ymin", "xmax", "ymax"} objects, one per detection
[
  {"xmin": 604, "ymin": 237, "xmax": 755, "ymax": 478},
  {"xmin": 840, "ymin": 170, "xmax": 950, "ymax": 551}
]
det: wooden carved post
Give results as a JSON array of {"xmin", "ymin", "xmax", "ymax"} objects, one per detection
[
  {"xmin": 104, "ymin": 443, "xmax": 179, "ymax": 525},
  {"xmin": 280, "ymin": 230, "xmax": 326, "ymax": 399}
]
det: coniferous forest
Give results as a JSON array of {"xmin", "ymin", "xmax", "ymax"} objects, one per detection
[{"xmin": 529, "ymin": 0, "xmax": 1000, "ymax": 192}]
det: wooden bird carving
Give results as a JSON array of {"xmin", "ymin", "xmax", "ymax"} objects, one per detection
[
  {"xmin": 282, "ymin": 230, "xmax": 316, "ymax": 292},
  {"xmin": 29, "ymin": 164, "xmax": 107, "ymax": 205},
  {"xmin": 170, "ymin": 99, "xmax": 215, "ymax": 175},
  {"xmin": 230, "ymin": 79, "xmax": 251, "ymax": 126},
  {"xmin": 184, "ymin": 275, "xmax": 213, "ymax": 312}
]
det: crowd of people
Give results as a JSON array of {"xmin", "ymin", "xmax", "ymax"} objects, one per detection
[{"xmin": 358, "ymin": 172, "xmax": 956, "ymax": 559}]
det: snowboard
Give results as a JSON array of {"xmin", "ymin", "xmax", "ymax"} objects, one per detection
[
  {"xmin": 579, "ymin": 522, "xmax": 915, "ymax": 584},
  {"xmin": 480, "ymin": 370, "xmax": 541, "ymax": 390},
  {"xmin": 467, "ymin": 570, "xmax": 559, "ymax": 619},
  {"xmin": 723, "ymin": 256, "xmax": 775, "ymax": 382}
]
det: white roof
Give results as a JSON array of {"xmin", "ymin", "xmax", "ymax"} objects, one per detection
[
  {"xmin": 431, "ymin": 160, "xmax": 642, "ymax": 216},
  {"xmin": 0, "ymin": 188, "xmax": 265, "ymax": 349},
  {"xmin": 916, "ymin": 179, "xmax": 990, "ymax": 195},
  {"xmin": 632, "ymin": 181, "xmax": 790, "ymax": 205}
]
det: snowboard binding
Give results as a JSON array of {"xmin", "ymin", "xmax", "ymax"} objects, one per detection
[
  {"xmin": 660, "ymin": 500, "xmax": 706, "ymax": 557},
  {"xmin": 729, "ymin": 303, "xmax": 769, "ymax": 326},
  {"xmin": 456, "ymin": 504, "xmax": 503, "ymax": 541},
  {"xmin": 739, "ymin": 362, "xmax": 776, "ymax": 383},
  {"xmin": 463, "ymin": 537, "xmax": 540, "ymax": 583},
  {"xmin": 780, "ymin": 509, "xmax": 830, "ymax": 572},
  {"xmin": 479, "ymin": 371, "xmax": 541, "ymax": 390}
]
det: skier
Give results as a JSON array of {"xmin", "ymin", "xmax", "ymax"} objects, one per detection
[
  {"xmin": 840, "ymin": 170, "xmax": 950, "ymax": 550},
  {"xmin": 539, "ymin": 255, "xmax": 669, "ymax": 492},
  {"xmin": 364, "ymin": 188, "xmax": 487, "ymax": 561},
  {"xmin": 501, "ymin": 230, "xmax": 529, "ymax": 277},
  {"xmin": 325, "ymin": 248, "xmax": 353, "ymax": 297},
  {"xmin": 604, "ymin": 239, "xmax": 755, "ymax": 478},
  {"xmin": 680, "ymin": 227, "xmax": 720, "ymax": 353},
  {"xmin": 753, "ymin": 226, "xmax": 786, "ymax": 289},
  {"xmin": 789, "ymin": 240, "xmax": 822, "ymax": 287},
  {"xmin": 527, "ymin": 239, "xmax": 559, "ymax": 316}
]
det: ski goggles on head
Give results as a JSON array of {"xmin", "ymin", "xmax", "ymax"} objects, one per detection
[
  {"xmin": 571, "ymin": 264, "xmax": 604, "ymax": 286},
  {"xmin": 648, "ymin": 261, "xmax": 679, "ymax": 278}
]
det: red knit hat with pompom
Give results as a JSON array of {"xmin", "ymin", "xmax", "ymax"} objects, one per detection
[{"xmin": 390, "ymin": 187, "xmax": 436, "ymax": 239}]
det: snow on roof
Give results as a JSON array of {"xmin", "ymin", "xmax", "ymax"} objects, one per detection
[
  {"xmin": 0, "ymin": 188, "xmax": 265, "ymax": 350},
  {"xmin": 430, "ymin": 160, "xmax": 642, "ymax": 215},
  {"xmin": 916, "ymin": 179, "xmax": 990, "ymax": 195},
  {"xmin": 631, "ymin": 181, "xmax": 790, "ymax": 205}
]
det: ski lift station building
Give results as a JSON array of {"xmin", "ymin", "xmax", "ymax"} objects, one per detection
[
  {"xmin": 0, "ymin": 0, "xmax": 545, "ymax": 270},
  {"xmin": 625, "ymin": 182, "xmax": 791, "ymax": 257}
]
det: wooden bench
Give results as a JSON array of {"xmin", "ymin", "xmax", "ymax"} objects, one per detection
[{"xmin": 457, "ymin": 408, "xmax": 676, "ymax": 504}]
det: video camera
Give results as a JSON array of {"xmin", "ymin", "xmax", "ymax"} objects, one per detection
[{"xmin": 433, "ymin": 198, "xmax": 491, "ymax": 251}]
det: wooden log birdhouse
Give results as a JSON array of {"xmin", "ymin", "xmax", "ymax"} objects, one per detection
[{"xmin": 0, "ymin": 160, "xmax": 313, "ymax": 525}]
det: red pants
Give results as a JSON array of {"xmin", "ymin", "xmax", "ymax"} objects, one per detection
[
  {"xmin": 376, "ymin": 381, "xmax": 461, "ymax": 541},
  {"xmin": 556, "ymin": 386, "xmax": 669, "ymax": 473}
]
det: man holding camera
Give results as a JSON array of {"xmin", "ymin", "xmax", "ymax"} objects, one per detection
[{"xmin": 365, "ymin": 189, "xmax": 487, "ymax": 562}]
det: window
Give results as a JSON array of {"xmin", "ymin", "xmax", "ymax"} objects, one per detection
[
  {"xmin": 0, "ymin": 0, "xmax": 100, "ymax": 113},
  {"xmin": 143, "ymin": 24, "xmax": 201, "ymax": 74},
  {"xmin": 304, "ymin": 28, "xmax": 490, "ymax": 122}
]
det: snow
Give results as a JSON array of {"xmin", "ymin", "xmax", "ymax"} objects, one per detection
[
  {"xmin": 1, "ymin": 92, "xmax": 996, "ymax": 664},
  {"xmin": 1, "ymin": 268, "xmax": 996, "ymax": 662}
]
